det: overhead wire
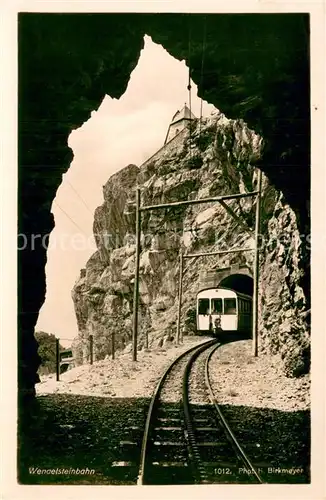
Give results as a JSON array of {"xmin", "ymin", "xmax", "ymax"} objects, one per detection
[
  {"xmin": 199, "ymin": 15, "xmax": 207, "ymax": 136},
  {"xmin": 51, "ymin": 177, "xmax": 95, "ymax": 238},
  {"xmin": 65, "ymin": 178, "xmax": 94, "ymax": 216},
  {"xmin": 53, "ymin": 200, "xmax": 89, "ymax": 236},
  {"xmin": 187, "ymin": 15, "xmax": 193, "ymax": 156}
]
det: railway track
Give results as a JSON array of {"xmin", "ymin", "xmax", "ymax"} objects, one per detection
[{"xmin": 137, "ymin": 338, "xmax": 264, "ymax": 485}]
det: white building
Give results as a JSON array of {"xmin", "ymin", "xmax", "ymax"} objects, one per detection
[{"xmin": 164, "ymin": 103, "xmax": 197, "ymax": 145}]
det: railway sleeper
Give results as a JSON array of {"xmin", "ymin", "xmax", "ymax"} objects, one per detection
[
  {"xmin": 149, "ymin": 446, "xmax": 188, "ymax": 462},
  {"xmin": 154, "ymin": 430, "xmax": 185, "ymax": 441},
  {"xmin": 106, "ymin": 463, "xmax": 139, "ymax": 482},
  {"xmin": 156, "ymin": 413, "xmax": 182, "ymax": 422}
]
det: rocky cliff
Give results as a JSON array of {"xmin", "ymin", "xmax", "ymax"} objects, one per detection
[{"xmin": 72, "ymin": 111, "xmax": 310, "ymax": 376}]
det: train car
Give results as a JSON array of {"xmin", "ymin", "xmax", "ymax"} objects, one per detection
[
  {"xmin": 196, "ymin": 287, "xmax": 252, "ymax": 336},
  {"xmin": 59, "ymin": 349, "xmax": 74, "ymax": 374}
]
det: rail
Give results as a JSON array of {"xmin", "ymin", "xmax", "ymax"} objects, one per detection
[
  {"xmin": 137, "ymin": 338, "xmax": 215, "ymax": 485},
  {"xmin": 205, "ymin": 343, "xmax": 264, "ymax": 484}
]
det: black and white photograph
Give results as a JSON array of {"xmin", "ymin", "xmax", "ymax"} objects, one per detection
[{"xmin": 1, "ymin": 4, "xmax": 325, "ymax": 499}]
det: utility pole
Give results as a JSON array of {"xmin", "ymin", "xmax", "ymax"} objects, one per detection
[
  {"xmin": 111, "ymin": 330, "xmax": 115, "ymax": 360},
  {"xmin": 176, "ymin": 249, "xmax": 184, "ymax": 344},
  {"xmin": 56, "ymin": 338, "xmax": 60, "ymax": 381},
  {"xmin": 252, "ymin": 168, "xmax": 262, "ymax": 357},
  {"xmin": 132, "ymin": 187, "xmax": 260, "ymax": 359},
  {"xmin": 132, "ymin": 188, "xmax": 141, "ymax": 362},
  {"xmin": 89, "ymin": 334, "xmax": 93, "ymax": 365},
  {"xmin": 145, "ymin": 323, "xmax": 149, "ymax": 350}
]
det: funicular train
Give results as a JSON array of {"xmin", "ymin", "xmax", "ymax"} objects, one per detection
[{"xmin": 196, "ymin": 287, "xmax": 252, "ymax": 337}]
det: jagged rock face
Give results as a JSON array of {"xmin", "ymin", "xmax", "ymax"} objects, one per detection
[
  {"xmin": 259, "ymin": 197, "xmax": 310, "ymax": 376},
  {"xmin": 72, "ymin": 114, "xmax": 309, "ymax": 376},
  {"xmin": 19, "ymin": 13, "xmax": 309, "ymax": 397},
  {"xmin": 93, "ymin": 164, "xmax": 140, "ymax": 263}
]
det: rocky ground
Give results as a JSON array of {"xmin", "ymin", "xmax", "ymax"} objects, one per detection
[
  {"xmin": 36, "ymin": 336, "xmax": 212, "ymax": 399},
  {"xmin": 19, "ymin": 337, "xmax": 310, "ymax": 485},
  {"xmin": 209, "ymin": 340, "xmax": 310, "ymax": 411},
  {"xmin": 36, "ymin": 338, "xmax": 309, "ymax": 412}
]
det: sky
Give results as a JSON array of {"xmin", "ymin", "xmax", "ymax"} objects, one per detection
[{"xmin": 36, "ymin": 35, "xmax": 215, "ymax": 347}]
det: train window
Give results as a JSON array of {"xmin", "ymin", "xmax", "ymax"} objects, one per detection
[
  {"xmin": 224, "ymin": 298, "xmax": 237, "ymax": 315},
  {"xmin": 211, "ymin": 299, "xmax": 223, "ymax": 314},
  {"xmin": 198, "ymin": 299, "xmax": 210, "ymax": 315},
  {"xmin": 60, "ymin": 350, "xmax": 72, "ymax": 360}
]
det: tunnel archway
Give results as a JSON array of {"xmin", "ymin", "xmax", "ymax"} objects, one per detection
[
  {"xmin": 18, "ymin": 13, "xmax": 310, "ymax": 398},
  {"xmin": 218, "ymin": 274, "xmax": 253, "ymax": 296}
]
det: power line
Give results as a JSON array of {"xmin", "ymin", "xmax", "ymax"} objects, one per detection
[
  {"xmin": 65, "ymin": 178, "xmax": 94, "ymax": 216},
  {"xmin": 187, "ymin": 16, "xmax": 192, "ymax": 116},
  {"xmin": 187, "ymin": 15, "xmax": 193, "ymax": 156},
  {"xmin": 53, "ymin": 200, "xmax": 89, "ymax": 236},
  {"xmin": 199, "ymin": 16, "xmax": 207, "ymax": 135}
]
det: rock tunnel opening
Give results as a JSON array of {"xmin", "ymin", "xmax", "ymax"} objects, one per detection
[
  {"xmin": 18, "ymin": 13, "xmax": 310, "ymax": 398},
  {"xmin": 218, "ymin": 274, "xmax": 253, "ymax": 297}
]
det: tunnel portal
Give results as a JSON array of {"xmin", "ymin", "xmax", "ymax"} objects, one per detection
[{"xmin": 218, "ymin": 273, "xmax": 253, "ymax": 296}]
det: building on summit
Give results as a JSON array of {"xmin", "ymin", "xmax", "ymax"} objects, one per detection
[
  {"xmin": 139, "ymin": 103, "xmax": 197, "ymax": 170},
  {"xmin": 164, "ymin": 103, "xmax": 196, "ymax": 145}
]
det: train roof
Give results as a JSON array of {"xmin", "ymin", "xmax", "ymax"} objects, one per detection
[{"xmin": 196, "ymin": 287, "xmax": 252, "ymax": 301}]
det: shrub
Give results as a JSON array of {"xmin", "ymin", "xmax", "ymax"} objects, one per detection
[
  {"xmin": 186, "ymin": 154, "xmax": 203, "ymax": 170},
  {"xmin": 194, "ymin": 127, "xmax": 215, "ymax": 152},
  {"xmin": 184, "ymin": 308, "xmax": 197, "ymax": 334},
  {"xmin": 35, "ymin": 331, "xmax": 64, "ymax": 375}
]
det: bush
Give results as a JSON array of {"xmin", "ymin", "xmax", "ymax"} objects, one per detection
[
  {"xmin": 186, "ymin": 154, "xmax": 203, "ymax": 170},
  {"xmin": 194, "ymin": 127, "xmax": 215, "ymax": 152},
  {"xmin": 184, "ymin": 308, "xmax": 197, "ymax": 334},
  {"xmin": 158, "ymin": 160, "xmax": 175, "ymax": 176},
  {"xmin": 35, "ymin": 331, "xmax": 63, "ymax": 375}
]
